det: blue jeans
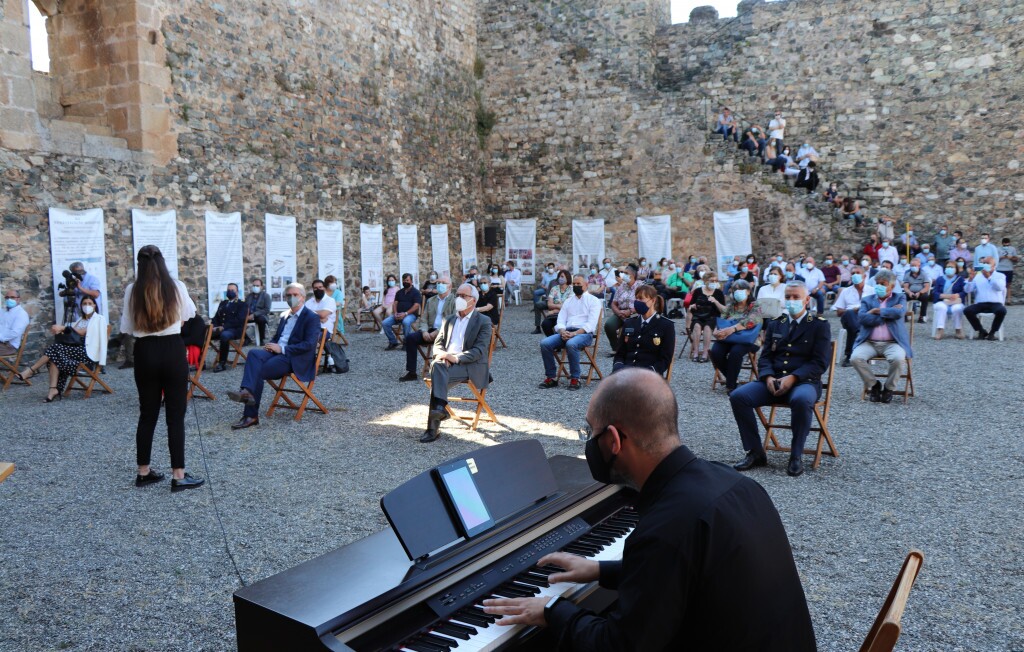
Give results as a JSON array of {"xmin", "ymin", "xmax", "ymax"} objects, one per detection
[
  {"xmin": 382, "ymin": 314, "xmax": 417, "ymax": 344},
  {"xmin": 730, "ymin": 380, "xmax": 821, "ymax": 458},
  {"xmin": 239, "ymin": 348, "xmax": 294, "ymax": 418},
  {"xmin": 540, "ymin": 332, "xmax": 594, "ymax": 380},
  {"xmin": 715, "ymin": 124, "xmax": 737, "ymax": 142},
  {"xmin": 809, "ymin": 289, "xmax": 825, "ymax": 314}
]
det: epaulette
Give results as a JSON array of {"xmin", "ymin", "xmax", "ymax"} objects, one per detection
[
  {"xmin": 817, "ymin": 315, "xmax": 828, "ymax": 321},
  {"xmin": 775, "ymin": 314, "xmax": 788, "ymax": 320}
]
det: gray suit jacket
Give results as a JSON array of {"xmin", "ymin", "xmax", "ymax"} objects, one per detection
[
  {"xmin": 420, "ymin": 293, "xmax": 457, "ymax": 333},
  {"xmin": 432, "ymin": 310, "xmax": 492, "ymax": 390}
]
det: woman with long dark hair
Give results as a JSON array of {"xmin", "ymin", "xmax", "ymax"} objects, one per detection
[{"xmin": 120, "ymin": 245, "xmax": 203, "ymax": 491}]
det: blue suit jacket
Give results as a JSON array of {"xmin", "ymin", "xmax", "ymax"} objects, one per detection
[
  {"xmin": 271, "ymin": 307, "xmax": 322, "ymax": 382},
  {"xmin": 854, "ymin": 292, "xmax": 913, "ymax": 358},
  {"xmin": 930, "ymin": 275, "xmax": 966, "ymax": 304}
]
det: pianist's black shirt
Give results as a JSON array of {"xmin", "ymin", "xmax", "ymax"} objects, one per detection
[{"xmin": 546, "ymin": 445, "xmax": 817, "ymax": 651}]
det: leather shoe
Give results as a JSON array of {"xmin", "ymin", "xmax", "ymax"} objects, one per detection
[
  {"xmin": 733, "ymin": 451, "xmax": 767, "ymax": 472},
  {"xmin": 231, "ymin": 416, "xmax": 259, "ymax": 430},
  {"xmin": 171, "ymin": 473, "xmax": 205, "ymax": 492},
  {"xmin": 213, "ymin": 362, "xmax": 227, "ymax": 373},
  {"xmin": 135, "ymin": 470, "xmax": 165, "ymax": 487},
  {"xmin": 385, "ymin": 343, "xmax": 400, "ymax": 351},
  {"xmin": 986, "ymin": 333, "xmax": 999, "ymax": 341},
  {"xmin": 227, "ymin": 389, "xmax": 256, "ymax": 405},
  {"xmin": 429, "ymin": 408, "xmax": 449, "ymax": 424},
  {"xmin": 975, "ymin": 329, "xmax": 988, "ymax": 340},
  {"xmin": 419, "ymin": 428, "xmax": 440, "ymax": 443},
  {"xmin": 786, "ymin": 457, "xmax": 804, "ymax": 477},
  {"xmin": 399, "ymin": 371, "xmax": 418, "ymax": 382},
  {"xmin": 841, "ymin": 357, "xmax": 851, "ymax": 368},
  {"xmin": 869, "ymin": 381, "xmax": 882, "ymax": 402},
  {"xmin": 881, "ymin": 388, "xmax": 894, "ymax": 404}
]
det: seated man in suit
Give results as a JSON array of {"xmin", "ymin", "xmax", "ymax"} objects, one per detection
[
  {"xmin": 244, "ymin": 278, "xmax": 272, "ymax": 344},
  {"xmin": 212, "ymin": 282, "xmax": 248, "ymax": 372},
  {"xmin": 612, "ymin": 284, "xmax": 675, "ymax": 376},
  {"xmin": 421, "ymin": 284, "xmax": 492, "ymax": 443},
  {"xmin": 850, "ymin": 270, "xmax": 913, "ymax": 404},
  {"xmin": 964, "ymin": 255, "xmax": 1008, "ymax": 340},
  {"xmin": 399, "ymin": 275, "xmax": 456, "ymax": 381},
  {"xmin": 730, "ymin": 281, "xmax": 831, "ymax": 477},
  {"xmin": 226, "ymin": 283, "xmax": 322, "ymax": 429}
]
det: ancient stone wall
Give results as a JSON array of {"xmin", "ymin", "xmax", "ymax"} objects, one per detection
[{"xmin": 1, "ymin": 0, "xmax": 485, "ymax": 353}]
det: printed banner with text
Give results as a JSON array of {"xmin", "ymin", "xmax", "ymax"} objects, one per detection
[
  {"xmin": 572, "ymin": 219, "xmax": 605, "ymax": 274},
  {"xmin": 131, "ymin": 209, "xmax": 178, "ymax": 279},
  {"xmin": 204, "ymin": 210, "xmax": 244, "ymax": 316},
  {"xmin": 360, "ymin": 223, "xmax": 384, "ymax": 297},
  {"xmin": 636, "ymin": 215, "xmax": 672, "ymax": 264},
  {"xmin": 397, "ymin": 224, "xmax": 420, "ymax": 287},
  {"xmin": 430, "ymin": 224, "xmax": 451, "ymax": 278},
  {"xmin": 48, "ymin": 207, "xmax": 109, "ymax": 322},
  {"xmin": 713, "ymin": 209, "xmax": 752, "ymax": 280},
  {"xmin": 316, "ymin": 220, "xmax": 345, "ymax": 301},
  {"xmin": 265, "ymin": 213, "xmax": 297, "ymax": 312},
  {"xmin": 460, "ymin": 222, "xmax": 477, "ymax": 273},
  {"xmin": 504, "ymin": 218, "xmax": 537, "ymax": 284}
]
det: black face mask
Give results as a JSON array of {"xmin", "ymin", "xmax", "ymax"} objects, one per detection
[
  {"xmin": 573, "ymin": 285, "xmax": 584, "ymax": 297},
  {"xmin": 313, "ymin": 289, "xmax": 325, "ymax": 300},
  {"xmin": 585, "ymin": 436, "xmax": 617, "ymax": 485},
  {"xmin": 403, "ymin": 282, "xmax": 412, "ymax": 289}
]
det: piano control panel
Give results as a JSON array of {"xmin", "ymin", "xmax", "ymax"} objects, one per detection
[{"xmin": 427, "ymin": 517, "xmax": 589, "ymax": 615}]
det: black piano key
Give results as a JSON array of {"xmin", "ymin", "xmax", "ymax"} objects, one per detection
[
  {"xmin": 435, "ymin": 622, "xmax": 474, "ymax": 639},
  {"xmin": 492, "ymin": 585, "xmax": 532, "ymax": 599},
  {"xmin": 564, "ymin": 544, "xmax": 601, "ymax": 556},
  {"xmin": 454, "ymin": 610, "xmax": 491, "ymax": 627},
  {"xmin": 403, "ymin": 641, "xmax": 446, "ymax": 652},
  {"xmin": 515, "ymin": 574, "xmax": 548, "ymax": 588},
  {"xmin": 468, "ymin": 605, "xmax": 499, "ymax": 623},
  {"xmin": 579, "ymin": 533, "xmax": 615, "ymax": 545},
  {"xmin": 419, "ymin": 632, "xmax": 457, "ymax": 649}
]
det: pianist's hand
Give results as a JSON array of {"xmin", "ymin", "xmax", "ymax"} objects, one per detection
[
  {"xmin": 537, "ymin": 552, "xmax": 600, "ymax": 584},
  {"xmin": 482, "ymin": 596, "xmax": 548, "ymax": 627}
]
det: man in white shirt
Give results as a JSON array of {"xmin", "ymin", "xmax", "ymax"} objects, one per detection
[
  {"xmin": 1, "ymin": 288, "xmax": 30, "ymax": 356},
  {"xmin": 795, "ymin": 143, "xmax": 818, "ymax": 169},
  {"xmin": 538, "ymin": 275, "xmax": 603, "ymax": 390},
  {"xmin": 306, "ymin": 278, "xmax": 339, "ymax": 371},
  {"xmin": 963, "ymin": 256, "xmax": 1007, "ymax": 340},
  {"xmin": 833, "ymin": 266, "xmax": 867, "ymax": 366},
  {"xmin": 504, "ymin": 261, "xmax": 522, "ymax": 305},
  {"xmin": 876, "ymin": 239, "xmax": 899, "ymax": 267},
  {"xmin": 768, "ymin": 110, "xmax": 786, "ymax": 152},
  {"xmin": 800, "ymin": 257, "xmax": 826, "ymax": 314}
]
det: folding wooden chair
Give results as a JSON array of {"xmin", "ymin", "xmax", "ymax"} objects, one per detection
[
  {"xmin": 187, "ymin": 324, "xmax": 215, "ymax": 402},
  {"xmin": 494, "ymin": 296, "xmax": 508, "ymax": 349},
  {"xmin": 555, "ymin": 310, "xmax": 604, "ymax": 386},
  {"xmin": 859, "ymin": 550, "xmax": 925, "ymax": 652},
  {"xmin": 859, "ymin": 309, "xmax": 915, "ymax": 403},
  {"xmin": 424, "ymin": 330, "xmax": 500, "ymax": 431},
  {"xmin": 664, "ymin": 344, "xmax": 677, "ymax": 382},
  {"xmin": 711, "ymin": 350, "xmax": 758, "ymax": 390},
  {"xmin": 390, "ymin": 317, "xmax": 418, "ymax": 345},
  {"xmin": 1, "ymin": 329, "xmax": 30, "ymax": 391},
  {"xmin": 351, "ymin": 291, "xmax": 381, "ymax": 332},
  {"xmin": 266, "ymin": 329, "xmax": 330, "ymax": 421},
  {"xmin": 0, "ymin": 462, "xmax": 14, "ymax": 484},
  {"xmin": 64, "ymin": 325, "xmax": 115, "ymax": 398},
  {"xmin": 758, "ymin": 338, "xmax": 840, "ymax": 470},
  {"xmin": 227, "ymin": 307, "xmax": 251, "ymax": 368},
  {"xmin": 332, "ymin": 316, "xmax": 349, "ymax": 346},
  {"xmin": 417, "ymin": 338, "xmax": 432, "ymax": 376}
]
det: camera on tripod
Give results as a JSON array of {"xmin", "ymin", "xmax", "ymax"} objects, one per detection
[{"xmin": 57, "ymin": 268, "xmax": 83, "ymax": 297}]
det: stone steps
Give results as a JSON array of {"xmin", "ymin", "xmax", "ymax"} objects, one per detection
[{"xmin": 44, "ymin": 119, "xmax": 132, "ymax": 161}]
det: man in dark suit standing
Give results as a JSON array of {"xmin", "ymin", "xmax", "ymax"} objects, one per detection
[
  {"xmin": 729, "ymin": 281, "xmax": 831, "ymax": 477},
  {"xmin": 421, "ymin": 283, "xmax": 493, "ymax": 443},
  {"xmin": 226, "ymin": 283, "xmax": 322, "ymax": 429}
]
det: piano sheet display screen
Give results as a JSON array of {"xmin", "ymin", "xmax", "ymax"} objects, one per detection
[{"xmin": 438, "ymin": 460, "xmax": 495, "ymax": 538}]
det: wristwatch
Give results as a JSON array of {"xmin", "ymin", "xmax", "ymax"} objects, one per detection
[{"xmin": 544, "ymin": 596, "xmax": 563, "ymax": 622}]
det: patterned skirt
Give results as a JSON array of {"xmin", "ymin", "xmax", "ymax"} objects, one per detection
[{"xmin": 43, "ymin": 342, "xmax": 91, "ymax": 392}]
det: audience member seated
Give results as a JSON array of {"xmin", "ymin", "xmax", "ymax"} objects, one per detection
[
  {"xmin": 794, "ymin": 161, "xmax": 820, "ymax": 194},
  {"xmin": 902, "ymin": 260, "xmax": 931, "ymax": 323},
  {"xmin": 372, "ymin": 274, "xmax": 399, "ymax": 326},
  {"xmin": 665, "ymin": 262, "xmax": 691, "ymax": 302},
  {"xmin": 399, "ymin": 276, "xmax": 456, "ymax": 382},
  {"xmin": 800, "ymin": 257, "xmax": 826, "ymax": 314},
  {"xmin": 612, "ymin": 284, "xmax": 674, "ymax": 376},
  {"xmin": 876, "ymin": 238, "xmax": 899, "ymax": 267},
  {"xmin": 540, "ymin": 270, "xmax": 574, "ymax": 336},
  {"xmin": 767, "ymin": 146, "xmax": 795, "ymax": 174},
  {"xmin": 465, "ymin": 266, "xmax": 480, "ymax": 286},
  {"xmin": 709, "ymin": 280, "xmax": 764, "ymax": 392},
  {"xmin": 533, "ymin": 263, "xmax": 560, "ymax": 333},
  {"xmin": 244, "ymin": 277, "xmax": 272, "ymax": 344},
  {"xmin": 586, "ymin": 263, "xmax": 607, "ymax": 298},
  {"xmin": 0, "ymin": 288, "xmax": 29, "ymax": 356},
  {"xmin": 539, "ymin": 275, "xmax": 603, "ymax": 390},
  {"xmin": 211, "ymin": 283, "xmax": 247, "ymax": 372},
  {"xmin": 850, "ymin": 270, "xmax": 912, "ymax": 404},
  {"xmin": 307, "ymin": 279, "xmax": 340, "ymax": 371},
  {"xmin": 739, "ymin": 127, "xmax": 760, "ymax": 157},
  {"xmin": 687, "ymin": 271, "xmax": 725, "ymax": 363},
  {"xmin": 358, "ymin": 286, "xmax": 374, "ymax": 323},
  {"xmin": 821, "ymin": 255, "xmax": 841, "ymax": 296},
  {"xmin": 898, "ymin": 230, "xmax": 920, "ymax": 256},
  {"xmin": 476, "ymin": 278, "xmax": 502, "ymax": 326},
  {"xmin": 714, "ymin": 107, "xmax": 738, "ymax": 142},
  {"xmin": 931, "ymin": 264, "xmax": 967, "ymax": 339},
  {"xmin": 17, "ymin": 296, "xmax": 107, "ymax": 403},
  {"xmin": 598, "ymin": 258, "xmax": 617, "ymax": 290},
  {"xmin": 636, "ymin": 258, "xmax": 652, "ymax": 282},
  {"xmin": 683, "ymin": 255, "xmax": 701, "ymax": 276},
  {"xmin": 964, "ymin": 256, "xmax": 1007, "ymax": 340},
  {"xmin": 486, "ymin": 264, "xmax": 506, "ymax": 293},
  {"xmin": 795, "ymin": 142, "xmax": 819, "ymax": 168},
  {"xmin": 421, "ymin": 285, "xmax": 492, "ymax": 443},
  {"xmin": 226, "ymin": 283, "xmax": 322, "ymax": 429},
  {"xmin": 647, "ymin": 270, "xmax": 671, "ymax": 304},
  {"xmin": 421, "ymin": 271, "xmax": 439, "ymax": 303},
  {"xmin": 604, "ymin": 267, "xmax": 640, "ymax": 352},
  {"xmin": 324, "ymin": 275, "xmax": 345, "ymax": 334},
  {"xmin": 756, "ymin": 268, "xmax": 786, "ymax": 319},
  {"xmin": 381, "ymin": 273, "xmax": 422, "ymax": 350},
  {"xmin": 842, "ymin": 197, "xmax": 863, "ymax": 227},
  {"xmin": 833, "ymin": 266, "xmax": 867, "ymax": 366},
  {"xmin": 823, "ymin": 182, "xmax": 842, "ymax": 207},
  {"xmin": 730, "ymin": 282, "xmax": 831, "ymax": 477},
  {"xmin": 180, "ymin": 302, "xmax": 207, "ymax": 371}
]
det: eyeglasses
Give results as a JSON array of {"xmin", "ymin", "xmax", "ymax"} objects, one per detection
[
  {"xmin": 577, "ymin": 423, "xmax": 608, "ymax": 442},
  {"xmin": 456, "ymin": 293, "xmax": 474, "ymax": 300},
  {"xmin": 285, "ymin": 293, "xmax": 302, "ymax": 298}
]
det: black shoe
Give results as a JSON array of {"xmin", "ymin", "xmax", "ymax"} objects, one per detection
[
  {"xmin": 975, "ymin": 329, "xmax": 988, "ymax": 340},
  {"xmin": 538, "ymin": 378, "xmax": 558, "ymax": 389},
  {"xmin": 567, "ymin": 379, "xmax": 581, "ymax": 391},
  {"xmin": 733, "ymin": 451, "xmax": 768, "ymax": 472},
  {"xmin": 213, "ymin": 362, "xmax": 227, "ymax": 373},
  {"xmin": 429, "ymin": 408, "xmax": 449, "ymax": 424},
  {"xmin": 869, "ymin": 381, "xmax": 882, "ymax": 402},
  {"xmin": 227, "ymin": 389, "xmax": 256, "ymax": 405},
  {"xmin": 841, "ymin": 357, "xmax": 851, "ymax": 368},
  {"xmin": 786, "ymin": 457, "xmax": 804, "ymax": 477},
  {"xmin": 243, "ymin": 337, "xmax": 253, "ymax": 346},
  {"xmin": 119, "ymin": 361, "xmax": 134, "ymax": 370},
  {"xmin": 171, "ymin": 473, "xmax": 205, "ymax": 492},
  {"xmin": 986, "ymin": 332, "xmax": 998, "ymax": 341},
  {"xmin": 231, "ymin": 416, "xmax": 259, "ymax": 429},
  {"xmin": 916, "ymin": 317, "xmax": 925, "ymax": 324},
  {"xmin": 531, "ymin": 329, "xmax": 542, "ymax": 334},
  {"xmin": 385, "ymin": 343, "xmax": 400, "ymax": 351},
  {"xmin": 419, "ymin": 428, "xmax": 440, "ymax": 443},
  {"xmin": 135, "ymin": 470, "xmax": 165, "ymax": 487},
  {"xmin": 881, "ymin": 388, "xmax": 894, "ymax": 404},
  {"xmin": 399, "ymin": 371, "xmax": 418, "ymax": 382}
]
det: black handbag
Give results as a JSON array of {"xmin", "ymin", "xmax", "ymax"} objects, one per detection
[{"xmin": 54, "ymin": 328, "xmax": 84, "ymax": 346}]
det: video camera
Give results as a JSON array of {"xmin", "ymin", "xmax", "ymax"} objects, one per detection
[{"xmin": 57, "ymin": 268, "xmax": 83, "ymax": 296}]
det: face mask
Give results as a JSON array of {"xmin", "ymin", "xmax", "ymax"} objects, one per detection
[
  {"xmin": 928, "ymin": 260, "xmax": 936, "ymax": 266},
  {"xmin": 981, "ymin": 239, "xmax": 989, "ymax": 245},
  {"xmin": 842, "ymin": 260, "xmax": 849, "ymax": 266},
  {"xmin": 668, "ymin": 265, "xmax": 676, "ymax": 271},
  {"xmin": 639, "ymin": 260, "xmax": 647, "ymax": 266},
  {"xmin": 455, "ymin": 297, "xmax": 469, "ymax": 312},
  {"xmin": 491, "ymin": 269, "xmax": 498, "ymax": 275},
  {"xmin": 573, "ymin": 285, "xmax": 584, "ymax": 297},
  {"xmin": 922, "ymin": 247, "xmax": 930, "ymax": 253},
  {"xmin": 806, "ymin": 263, "xmax": 815, "ymax": 270},
  {"xmin": 633, "ymin": 300, "xmax": 648, "ymax": 314},
  {"xmin": 252, "ymin": 286, "xmax": 262, "ymax": 293},
  {"xmin": 900, "ymin": 259, "xmax": 908, "ymax": 265},
  {"xmin": 957, "ymin": 262, "xmax": 965, "ymax": 268},
  {"xmin": 429, "ymin": 275, "xmax": 437, "ymax": 281},
  {"xmin": 740, "ymin": 266, "xmax": 749, "ymax": 272},
  {"xmin": 882, "ymin": 242, "xmax": 890, "ymax": 248},
  {"xmin": 689, "ymin": 258, "xmax": 697, "ymax": 264},
  {"xmin": 436, "ymin": 283, "xmax": 448, "ymax": 294},
  {"xmin": 776, "ymin": 255, "xmax": 784, "ymax": 262},
  {"xmin": 959, "ymin": 243, "xmax": 967, "ymax": 249},
  {"xmin": 769, "ymin": 275, "xmax": 780, "ymax": 284},
  {"xmin": 480, "ymin": 283, "xmax": 490, "ymax": 292},
  {"xmin": 226, "ymin": 290, "xmax": 237, "ymax": 300},
  {"xmin": 698, "ymin": 270, "xmax": 705, "ymax": 278},
  {"xmin": 287, "ymin": 295, "xmax": 301, "ymax": 309},
  {"xmin": 329, "ymin": 284, "xmax": 338, "ymax": 291},
  {"xmin": 313, "ymin": 289, "xmax": 325, "ymax": 300},
  {"xmin": 747, "ymin": 258, "xmax": 754, "ymax": 264},
  {"xmin": 708, "ymin": 282, "xmax": 720, "ymax": 290},
  {"xmin": 558, "ymin": 277, "xmax": 567, "ymax": 285},
  {"xmin": 908, "ymin": 231, "xmax": 914, "ymax": 237},
  {"xmin": 785, "ymin": 300, "xmax": 804, "ymax": 316},
  {"xmin": 4, "ymin": 299, "xmax": 15, "ymax": 309},
  {"xmin": 547, "ymin": 267, "xmax": 555, "ymax": 273},
  {"xmin": 402, "ymin": 281, "xmax": 411, "ymax": 289},
  {"xmin": 82, "ymin": 305, "xmax": 95, "ymax": 315},
  {"xmin": 911, "ymin": 267, "xmax": 920, "ymax": 275},
  {"xmin": 590, "ymin": 268, "xmax": 598, "ymax": 274},
  {"xmin": 981, "ymin": 263, "xmax": 992, "ymax": 272},
  {"xmin": 940, "ymin": 230, "xmax": 947, "ymax": 235},
  {"xmin": 851, "ymin": 273, "xmax": 863, "ymax": 285},
  {"xmin": 862, "ymin": 261, "xmax": 870, "ymax": 267},
  {"xmin": 388, "ymin": 280, "xmax": 396, "ymax": 288},
  {"xmin": 585, "ymin": 436, "xmax": 617, "ymax": 485},
  {"xmin": 733, "ymin": 289, "xmax": 748, "ymax": 302},
  {"xmin": 604, "ymin": 262, "xmax": 611, "ymax": 269},
  {"xmin": 785, "ymin": 271, "xmax": 795, "ymax": 279},
  {"xmin": 945, "ymin": 268, "xmax": 955, "ymax": 277},
  {"xmin": 875, "ymin": 285, "xmax": 889, "ymax": 298},
  {"xmin": 824, "ymin": 259, "xmax": 833, "ymax": 265}
]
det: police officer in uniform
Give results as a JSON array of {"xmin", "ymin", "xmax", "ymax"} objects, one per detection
[
  {"xmin": 612, "ymin": 284, "xmax": 675, "ymax": 376},
  {"xmin": 729, "ymin": 281, "xmax": 831, "ymax": 477}
]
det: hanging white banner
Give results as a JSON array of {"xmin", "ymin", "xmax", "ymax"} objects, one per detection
[
  {"xmin": 204, "ymin": 210, "xmax": 244, "ymax": 316},
  {"xmin": 430, "ymin": 224, "xmax": 451, "ymax": 278},
  {"xmin": 637, "ymin": 214, "xmax": 672, "ymax": 264},
  {"xmin": 505, "ymin": 218, "xmax": 537, "ymax": 284},
  {"xmin": 460, "ymin": 221, "xmax": 477, "ymax": 274},
  {"xmin": 265, "ymin": 213, "xmax": 297, "ymax": 312},
  {"xmin": 131, "ymin": 209, "xmax": 178, "ymax": 279},
  {"xmin": 397, "ymin": 224, "xmax": 420, "ymax": 287},
  {"xmin": 48, "ymin": 207, "xmax": 109, "ymax": 322},
  {"xmin": 316, "ymin": 220, "xmax": 345, "ymax": 297},
  {"xmin": 360, "ymin": 223, "xmax": 384, "ymax": 297},
  {"xmin": 713, "ymin": 209, "xmax": 752, "ymax": 279},
  {"xmin": 572, "ymin": 219, "xmax": 605, "ymax": 275}
]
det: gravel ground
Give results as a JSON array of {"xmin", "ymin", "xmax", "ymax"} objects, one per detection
[{"xmin": 1, "ymin": 304, "xmax": 1022, "ymax": 651}]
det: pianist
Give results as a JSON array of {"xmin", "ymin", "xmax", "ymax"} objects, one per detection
[{"xmin": 483, "ymin": 368, "xmax": 817, "ymax": 651}]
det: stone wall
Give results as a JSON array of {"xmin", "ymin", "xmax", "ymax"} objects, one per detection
[{"xmin": 1, "ymin": 0, "xmax": 485, "ymax": 355}]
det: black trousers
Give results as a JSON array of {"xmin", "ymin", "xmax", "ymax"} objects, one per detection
[
  {"xmin": 134, "ymin": 334, "xmax": 188, "ymax": 469},
  {"xmin": 405, "ymin": 329, "xmax": 436, "ymax": 374},
  {"xmin": 709, "ymin": 341, "xmax": 760, "ymax": 389},
  {"xmin": 964, "ymin": 302, "xmax": 1007, "ymax": 334}
]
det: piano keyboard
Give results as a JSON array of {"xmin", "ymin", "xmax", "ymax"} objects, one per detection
[{"xmin": 394, "ymin": 507, "xmax": 639, "ymax": 652}]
